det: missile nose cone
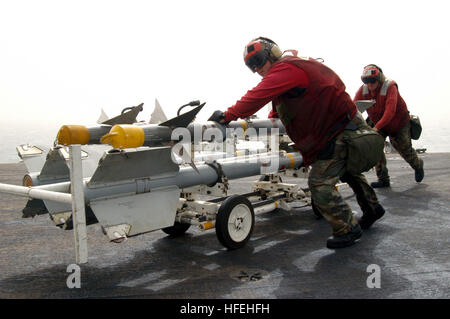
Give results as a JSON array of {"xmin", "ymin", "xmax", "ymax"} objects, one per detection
[
  {"xmin": 100, "ymin": 125, "xmax": 145, "ymax": 149},
  {"xmin": 57, "ymin": 125, "xmax": 90, "ymax": 145}
]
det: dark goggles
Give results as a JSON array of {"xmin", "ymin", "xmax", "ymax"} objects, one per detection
[
  {"xmin": 361, "ymin": 77, "xmax": 378, "ymax": 84},
  {"xmin": 245, "ymin": 51, "xmax": 268, "ymax": 73}
]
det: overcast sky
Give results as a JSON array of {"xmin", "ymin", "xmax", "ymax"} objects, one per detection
[{"xmin": 1, "ymin": 0, "xmax": 449, "ymax": 132}]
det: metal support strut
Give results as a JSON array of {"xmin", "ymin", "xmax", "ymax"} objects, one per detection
[
  {"xmin": 0, "ymin": 145, "xmax": 88, "ymax": 264},
  {"xmin": 69, "ymin": 145, "xmax": 88, "ymax": 264}
]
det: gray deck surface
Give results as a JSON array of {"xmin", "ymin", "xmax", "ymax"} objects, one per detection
[{"xmin": 0, "ymin": 152, "xmax": 448, "ymax": 299}]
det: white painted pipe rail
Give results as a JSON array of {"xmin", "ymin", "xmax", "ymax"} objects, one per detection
[
  {"xmin": 0, "ymin": 183, "xmax": 72, "ymax": 204},
  {"xmin": 254, "ymin": 202, "xmax": 280, "ymax": 215}
]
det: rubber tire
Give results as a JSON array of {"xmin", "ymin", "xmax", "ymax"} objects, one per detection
[
  {"xmin": 215, "ymin": 195, "xmax": 255, "ymax": 250},
  {"xmin": 162, "ymin": 222, "xmax": 191, "ymax": 237}
]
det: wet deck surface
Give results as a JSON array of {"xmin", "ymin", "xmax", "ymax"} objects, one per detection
[{"xmin": 0, "ymin": 152, "xmax": 449, "ymax": 299}]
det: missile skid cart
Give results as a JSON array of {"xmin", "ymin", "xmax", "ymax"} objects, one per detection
[
  {"xmin": 0, "ymin": 103, "xmax": 320, "ymax": 263},
  {"xmin": 1, "ymin": 143, "xmax": 318, "ymax": 264},
  {"xmin": 165, "ymin": 165, "xmax": 312, "ymax": 250}
]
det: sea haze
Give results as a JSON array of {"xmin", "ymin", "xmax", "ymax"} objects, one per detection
[{"xmin": 0, "ymin": 120, "xmax": 448, "ymax": 163}]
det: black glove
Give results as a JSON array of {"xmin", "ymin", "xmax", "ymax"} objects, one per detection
[{"xmin": 208, "ymin": 110, "xmax": 228, "ymax": 124}]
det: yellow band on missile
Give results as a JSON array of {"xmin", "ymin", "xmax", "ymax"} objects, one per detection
[
  {"xmin": 57, "ymin": 125, "xmax": 90, "ymax": 145},
  {"xmin": 287, "ymin": 153, "xmax": 295, "ymax": 169},
  {"xmin": 23, "ymin": 174, "xmax": 33, "ymax": 187},
  {"xmin": 240, "ymin": 120, "xmax": 248, "ymax": 132},
  {"xmin": 100, "ymin": 125, "xmax": 145, "ymax": 149}
]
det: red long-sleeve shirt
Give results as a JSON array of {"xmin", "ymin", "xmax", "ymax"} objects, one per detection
[
  {"xmin": 224, "ymin": 62, "xmax": 310, "ymax": 122},
  {"xmin": 224, "ymin": 56, "xmax": 356, "ymax": 166},
  {"xmin": 353, "ymin": 83, "xmax": 408, "ymax": 133}
]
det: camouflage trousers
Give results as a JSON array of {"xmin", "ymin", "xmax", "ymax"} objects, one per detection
[
  {"xmin": 308, "ymin": 113, "xmax": 380, "ymax": 236},
  {"xmin": 376, "ymin": 121, "xmax": 423, "ymax": 182}
]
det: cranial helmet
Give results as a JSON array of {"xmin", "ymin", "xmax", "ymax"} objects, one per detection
[
  {"xmin": 243, "ymin": 37, "xmax": 283, "ymax": 72},
  {"xmin": 361, "ymin": 64, "xmax": 385, "ymax": 84}
]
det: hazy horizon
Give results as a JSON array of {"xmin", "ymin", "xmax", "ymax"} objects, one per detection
[
  {"xmin": 1, "ymin": 0, "xmax": 449, "ymax": 162},
  {"xmin": 0, "ymin": 112, "xmax": 447, "ymax": 163}
]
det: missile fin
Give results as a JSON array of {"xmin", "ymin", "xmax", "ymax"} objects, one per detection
[
  {"xmin": 97, "ymin": 108, "xmax": 109, "ymax": 124},
  {"xmin": 355, "ymin": 100, "xmax": 376, "ymax": 113},
  {"xmin": 88, "ymin": 147, "xmax": 179, "ymax": 188},
  {"xmin": 90, "ymin": 185, "xmax": 180, "ymax": 238},
  {"xmin": 149, "ymin": 98, "xmax": 168, "ymax": 124},
  {"xmin": 159, "ymin": 102, "xmax": 205, "ymax": 128},
  {"xmin": 38, "ymin": 147, "xmax": 70, "ymax": 182},
  {"xmin": 16, "ymin": 144, "xmax": 47, "ymax": 173},
  {"xmin": 188, "ymin": 159, "xmax": 200, "ymax": 175},
  {"xmin": 101, "ymin": 103, "xmax": 144, "ymax": 125},
  {"xmin": 174, "ymin": 143, "xmax": 200, "ymax": 174}
]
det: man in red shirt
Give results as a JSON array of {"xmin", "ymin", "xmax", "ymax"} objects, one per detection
[
  {"xmin": 209, "ymin": 37, "xmax": 386, "ymax": 249},
  {"xmin": 353, "ymin": 64, "xmax": 424, "ymax": 188}
]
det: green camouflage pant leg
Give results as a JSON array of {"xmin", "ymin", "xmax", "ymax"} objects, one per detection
[
  {"xmin": 340, "ymin": 172, "xmax": 380, "ymax": 217},
  {"xmin": 308, "ymin": 136, "xmax": 358, "ymax": 236},
  {"xmin": 375, "ymin": 151, "xmax": 389, "ymax": 182},
  {"xmin": 389, "ymin": 121, "xmax": 423, "ymax": 170},
  {"xmin": 342, "ymin": 112, "xmax": 381, "ymax": 215},
  {"xmin": 374, "ymin": 132, "xmax": 390, "ymax": 182}
]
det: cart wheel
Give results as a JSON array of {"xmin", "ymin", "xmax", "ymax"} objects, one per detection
[
  {"xmin": 311, "ymin": 198, "xmax": 323, "ymax": 219},
  {"xmin": 162, "ymin": 222, "xmax": 191, "ymax": 237},
  {"xmin": 216, "ymin": 195, "xmax": 255, "ymax": 250}
]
